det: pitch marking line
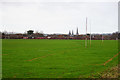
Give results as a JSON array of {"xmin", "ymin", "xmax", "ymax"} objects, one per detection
[
  {"xmin": 91, "ymin": 52, "xmax": 120, "ymax": 66},
  {"xmin": 26, "ymin": 53, "xmax": 56, "ymax": 61},
  {"xmin": 0, "ymin": 54, "xmax": 8, "ymax": 55},
  {"xmin": 25, "ymin": 51, "xmax": 66, "ymax": 61},
  {"xmin": 103, "ymin": 52, "xmax": 120, "ymax": 65}
]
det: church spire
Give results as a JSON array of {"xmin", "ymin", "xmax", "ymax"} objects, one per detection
[
  {"xmin": 69, "ymin": 30, "xmax": 71, "ymax": 35},
  {"xmin": 76, "ymin": 27, "xmax": 79, "ymax": 35}
]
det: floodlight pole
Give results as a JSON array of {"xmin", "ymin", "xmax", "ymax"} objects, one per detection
[{"xmin": 85, "ymin": 17, "xmax": 87, "ymax": 48}]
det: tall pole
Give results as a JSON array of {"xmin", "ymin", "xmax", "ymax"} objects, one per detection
[
  {"xmin": 90, "ymin": 20, "xmax": 91, "ymax": 46},
  {"xmin": 85, "ymin": 17, "xmax": 87, "ymax": 48},
  {"xmin": 102, "ymin": 32, "xmax": 103, "ymax": 43}
]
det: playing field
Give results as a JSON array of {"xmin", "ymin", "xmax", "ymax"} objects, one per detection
[{"xmin": 2, "ymin": 39, "xmax": 118, "ymax": 78}]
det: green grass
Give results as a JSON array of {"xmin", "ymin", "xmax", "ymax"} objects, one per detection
[{"xmin": 2, "ymin": 39, "xmax": 118, "ymax": 78}]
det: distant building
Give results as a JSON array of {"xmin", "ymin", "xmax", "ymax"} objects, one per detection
[
  {"xmin": 69, "ymin": 27, "xmax": 79, "ymax": 36},
  {"xmin": 27, "ymin": 30, "xmax": 34, "ymax": 35},
  {"xmin": 26, "ymin": 30, "xmax": 34, "ymax": 39},
  {"xmin": 76, "ymin": 27, "xmax": 79, "ymax": 35},
  {"xmin": 69, "ymin": 30, "xmax": 71, "ymax": 36}
]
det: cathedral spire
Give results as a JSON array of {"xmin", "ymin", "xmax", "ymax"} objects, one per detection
[
  {"xmin": 76, "ymin": 27, "xmax": 79, "ymax": 35},
  {"xmin": 69, "ymin": 30, "xmax": 71, "ymax": 35}
]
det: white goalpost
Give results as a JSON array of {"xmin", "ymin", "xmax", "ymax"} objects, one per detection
[
  {"xmin": 90, "ymin": 19, "xmax": 91, "ymax": 46},
  {"xmin": 85, "ymin": 17, "xmax": 92, "ymax": 47},
  {"xmin": 102, "ymin": 32, "xmax": 104, "ymax": 43},
  {"xmin": 85, "ymin": 17, "xmax": 87, "ymax": 48}
]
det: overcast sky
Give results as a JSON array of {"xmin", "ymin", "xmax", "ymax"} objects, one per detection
[{"xmin": 0, "ymin": 0, "xmax": 119, "ymax": 34}]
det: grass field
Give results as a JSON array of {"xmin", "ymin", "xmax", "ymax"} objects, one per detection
[{"xmin": 2, "ymin": 39, "xmax": 118, "ymax": 78}]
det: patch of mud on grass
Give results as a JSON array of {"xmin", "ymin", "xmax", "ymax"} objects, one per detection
[
  {"xmin": 100, "ymin": 66, "xmax": 119, "ymax": 78},
  {"xmin": 90, "ymin": 65, "xmax": 120, "ymax": 78}
]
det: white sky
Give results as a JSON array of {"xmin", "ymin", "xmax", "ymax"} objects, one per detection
[{"xmin": 0, "ymin": 0, "xmax": 119, "ymax": 34}]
